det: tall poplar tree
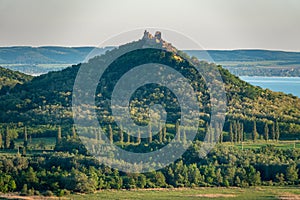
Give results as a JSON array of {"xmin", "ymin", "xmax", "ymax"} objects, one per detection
[
  {"xmin": 264, "ymin": 123, "xmax": 269, "ymax": 142},
  {"xmin": 253, "ymin": 121, "xmax": 257, "ymax": 142}
]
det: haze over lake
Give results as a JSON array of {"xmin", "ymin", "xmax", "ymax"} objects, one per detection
[{"xmin": 240, "ymin": 76, "xmax": 300, "ymax": 97}]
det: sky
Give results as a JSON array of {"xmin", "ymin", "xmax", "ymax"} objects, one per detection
[{"xmin": 0, "ymin": 0, "xmax": 299, "ymax": 51}]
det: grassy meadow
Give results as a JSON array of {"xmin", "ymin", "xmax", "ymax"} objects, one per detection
[{"xmin": 69, "ymin": 186, "xmax": 300, "ymax": 200}]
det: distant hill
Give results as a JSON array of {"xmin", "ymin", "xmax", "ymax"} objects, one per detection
[
  {"xmin": 1, "ymin": 32, "xmax": 300, "ymax": 140},
  {"xmin": 0, "ymin": 46, "xmax": 95, "ymax": 64},
  {"xmin": 186, "ymin": 50, "xmax": 300, "ymax": 76},
  {"xmin": 1, "ymin": 47, "xmax": 300, "ymax": 76},
  {"xmin": 186, "ymin": 49, "xmax": 300, "ymax": 62},
  {"xmin": 0, "ymin": 46, "xmax": 112, "ymax": 75}
]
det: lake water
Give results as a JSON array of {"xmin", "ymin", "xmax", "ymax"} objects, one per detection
[{"xmin": 239, "ymin": 76, "xmax": 300, "ymax": 97}]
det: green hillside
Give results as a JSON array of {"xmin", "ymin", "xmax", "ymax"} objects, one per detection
[
  {"xmin": 0, "ymin": 32, "xmax": 299, "ymax": 197},
  {"xmin": 0, "ymin": 34, "xmax": 300, "ymax": 139},
  {"xmin": 0, "ymin": 66, "xmax": 32, "ymax": 91}
]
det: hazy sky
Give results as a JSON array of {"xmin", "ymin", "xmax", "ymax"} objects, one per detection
[{"xmin": 0, "ymin": 0, "xmax": 299, "ymax": 50}]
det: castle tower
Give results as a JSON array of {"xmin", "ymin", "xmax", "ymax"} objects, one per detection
[{"xmin": 155, "ymin": 31, "xmax": 162, "ymax": 40}]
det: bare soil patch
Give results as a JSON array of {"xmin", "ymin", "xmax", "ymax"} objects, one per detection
[
  {"xmin": 187, "ymin": 194, "xmax": 236, "ymax": 198},
  {"xmin": 278, "ymin": 193, "xmax": 300, "ymax": 200},
  {"xmin": 0, "ymin": 194, "xmax": 66, "ymax": 200}
]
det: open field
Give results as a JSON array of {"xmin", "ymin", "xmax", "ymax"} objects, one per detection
[
  {"xmin": 0, "ymin": 137, "xmax": 56, "ymax": 156},
  {"xmin": 0, "ymin": 138, "xmax": 299, "ymax": 157},
  {"xmin": 69, "ymin": 186, "xmax": 300, "ymax": 200},
  {"xmin": 224, "ymin": 140, "xmax": 300, "ymax": 150},
  {"xmin": 14, "ymin": 137, "xmax": 56, "ymax": 150}
]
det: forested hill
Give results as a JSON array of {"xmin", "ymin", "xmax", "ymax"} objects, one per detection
[
  {"xmin": 1, "ymin": 33, "xmax": 300, "ymax": 139},
  {"xmin": 0, "ymin": 66, "xmax": 32, "ymax": 90}
]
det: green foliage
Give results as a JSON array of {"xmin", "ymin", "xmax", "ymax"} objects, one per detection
[
  {"xmin": 0, "ymin": 33, "xmax": 299, "ymax": 197},
  {"xmin": 0, "ymin": 66, "xmax": 32, "ymax": 91},
  {"xmin": 264, "ymin": 123, "xmax": 269, "ymax": 142},
  {"xmin": 286, "ymin": 164, "xmax": 299, "ymax": 183},
  {"xmin": 0, "ymin": 41, "xmax": 300, "ymax": 140},
  {"xmin": 0, "ymin": 144, "xmax": 298, "ymax": 196},
  {"xmin": 253, "ymin": 121, "xmax": 258, "ymax": 142}
]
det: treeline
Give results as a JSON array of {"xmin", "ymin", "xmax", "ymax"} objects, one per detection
[
  {"xmin": 0, "ymin": 145, "xmax": 299, "ymax": 196},
  {"xmin": 226, "ymin": 120, "xmax": 280, "ymax": 143},
  {"xmin": 0, "ymin": 118, "xmax": 282, "ymax": 156}
]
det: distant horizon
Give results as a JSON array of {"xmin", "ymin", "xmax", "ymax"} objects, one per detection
[{"xmin": 0, "ymin": 45, "xmax": 300, "ymax": 53}]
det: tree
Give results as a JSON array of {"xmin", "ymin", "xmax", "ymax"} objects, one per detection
[
  {"xmin": 119, "ymin": 127, "xmax": 123, "ymax": 144},
  {"xmin": 206, "ymin": 123, "xmax": 211, "ymax": 143},
  {"xmin": 72, "ymin": 125, "xmax": 76, "ymax": 139},
  {"xmin": 236, "ymin": 121, "xmax": 240, "ymax": 143},
  {"xmin": 229, "ymin": 122, "xmax": 233, "ymax": 143},
  {"xmin": 0, "ymin": 174, "xmax": 17, "ymax": 193},
  {"xmin": 163, "ymin": 126, "xmax": 167, "ymax": 142},
  {"xmin": 215, "ymin": 123, "xmax": 222, "ymax": 143},
  {"xmin": 159, "ymin": 124, "xmax": 163, "ymax": 143},
  {"xmin": 64, "ymin": 169, "xmax": 97, "ymax": 193},
  {"xmin": 286, "ymin": 164, "xmax": 298, "ymax": 183},
  {"xmin": 22, "ymin": 167, "xmax": 38, "ymax": 189},
  {"xmin": 264, "ymin": 123, "xmax": 269, "ymax": 142},
  {"xmin": 275, "ymin": 120, "xmax": 280, "ymax": 141},
  {"xmin": 97, "ymin": 128, "xmax": 101, "ymax": 142},
  {"xmin": 23, "ymin": 126, "xmax": 28, "ymax": 148},
  {"xmin": 183, "ymin": 128, "xmax": 187, "ymax": 144},
  {"xmin": 252, "ymin": 120, "xmax": 257, "ymax": 142},
  {"xmin": 20, "ymin": 184, "xmax": 28, "ymax": 195},
  {"xmin": 57, "ymin": 126, "xmax": 62, "ymax": 144},
  {"xmin": 148, "ymin": 123, "xmax": 152, "ymax": 143},
  {"xmin": 275, "ymin": 173, "xmax": 285, "ymax": 185},
  {"xmin": 234, "ymin": 121, "xmax": 238, "ymax": 143},
  {"xmin": 127, "ymin": 131, "xmax": 131, "ymax": 144},
  {"xmin": 136, "ymin": 174, "xmax": 146, "ymax": 188},
  {"xmin": 239, "ymin": 122, "xmax": 244, "ymax": 142},
  {"xmin": 154, "ymin": 171, "xmax": 166, "ymax": 187},
  {"xmin": 235, "ymin": 176, "xmax": 241, "ymax": 187},
  {"xmin": 22, "ymin": 146, "xmax": 26, "ymax": 156},
  {"xmin": 8, "ymin": 179, "xmax": 16, "ymax": 192},
  {"xmin": 247, "ymin": 166, "xmax": 261, "ymax": 186},
  {"xmin": 187, "ymin": 164, "xmax": 202, "ymax": 185},
  {"xmin": 176, "ymin": 120, "xmax": 180, "ymax": 142},
  {"xmin": 137, "ymin": 128, "xmax": 141, "ymax": 144},
  {"xmin": 4, "ymin": 126, "xmax": 11, "ymax": 149},
  {"xmin": 271, "ymin": 122, "xmax": 275, "ymax": 140},
  {"xmin": 109, "ymin": 125, "xmax": 113, "ymax": 144},
  {"xmin": 0, "ymin": 132, "xmax": 2, "ymax": 149},
  {"xmin": 215, "ymin": 168, "xmax": 223, "ymax": 186}
]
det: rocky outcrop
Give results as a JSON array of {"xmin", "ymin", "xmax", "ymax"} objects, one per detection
[{"xmin": 141, "ymin": 30, "xmax": 177, "ymax": 53}]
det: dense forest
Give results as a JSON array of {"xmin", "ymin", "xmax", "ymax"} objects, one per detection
[
  {"xmin": 1, "ymin": 42, "xmax": 300, "ymax": 138},
  {"xmin": 0, "ymin": 33, "xmax": 299, "ymax": 197},
  {"xmin": 0, "ymin": 144, "xmax": 299, "ymax": 196}
]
